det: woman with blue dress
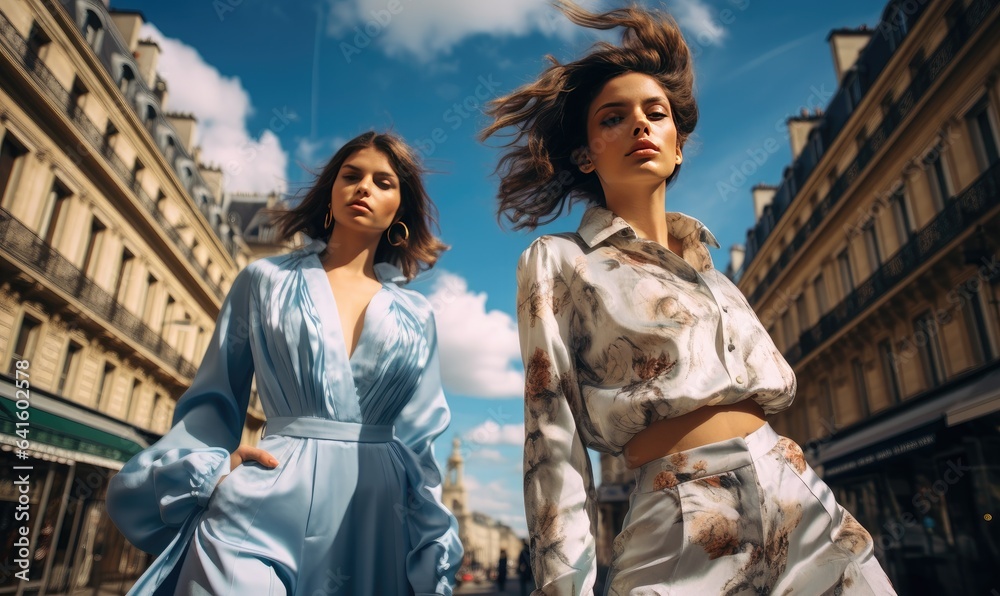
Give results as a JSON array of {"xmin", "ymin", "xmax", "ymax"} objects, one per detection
[{"xmin": 107, "ymin": 131, "xmax": 463, "ymax": 595}]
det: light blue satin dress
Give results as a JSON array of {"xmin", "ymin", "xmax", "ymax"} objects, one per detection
[{"xmin": 107, "ymin": 239, "xmax": 463, "ymax": 595}]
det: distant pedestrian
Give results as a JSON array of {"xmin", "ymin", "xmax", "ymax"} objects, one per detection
[
  {"xmin": 497, "ymin": 549, "xmax": 509, "ymax": 591},
  {"xmin": 517, "ymin": 540, "xmax": 532, "ymax": 596}
]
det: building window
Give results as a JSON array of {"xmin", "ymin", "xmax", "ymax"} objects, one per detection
[
  {"xmin": 795, "ymin": 293, "xmax": 810, "ymax": 335},
  {"xmin": 142, "ymin": 274, "xmax": 160, "ymax": 324},
  {"xmin": 164, "ymin": 136, "xmax": 178, "ymax": 166},
  {"xmin": 966, "ymin": 97, "xmax": 1000, "ymax": 170},
  {"xmin": 926, "ymin": 145, "xmax": 952, "ymax": 210},
  {"xmin": 151, "ymin": 392, "xmax": 174, "ymax": 433},
  {"xmin": 964, "ymin": 285, "xmax": 994, "ymax": 364},
  {"xmin": 846, "ymin": 71, "xmax": 863, "ymax": 112},
  {"xmin": 119, "ymin": 63, "xmax": 136, "ymax": 98},
  {"xmin": 891, "ymin": 188, "xmax": 914, "ymax": 245},
  {"xmin": 40, "ymin": 179, "xmax": 71, "ymax": 245},
  {"xmin": 131, "ymin": 159, "xmax": 144, "ymax": 193},
  {"xmin": 8, "ymin": 315, "xmax": 42, "ymax": 374},
  {"xmin": 814, "ymin": 274, "xmax": 829, "ymax": 318},
  {"xmin": 124, "ymin": 377, "xmax": 141, "ymax": 420},
  {"xmin": 863, "ymin": 224, "xmax": 882, "ymax": 271},
  {"xmin": 115, "ymin": 249, "xmax": 135, "ymax": 304},
  {"xmin": 81, "ymin": 217, "xmax": 108, "ymax": 277},
  {"xmin": 25, "ymin": 22, "xmax": 51, "ymax": 71},
  {"xmin": 68, "ymin": 77, "xmax": 88, "ymax": 117},
  {"xmin": 0, "ymin": 134, "xmax": 29, "ymax": 209},
  {"xmin": 161, "ymin": 294, "xmax": 176, "ymax": 335},
  {"xmin": 852, "ymin": 358, "xmax": 871, "ymax": 418},
  {"xmin": 819, "ymin": 379, "xmax": 836, "ymax": 436},
  {"xmin": 781, "ymin": 309, "xmax": 796, "ymax": 350},
  {"xmin": 56, "ymin": 341, "xmax": 83, "ymax": 396},
  {"xmin": 82, "ymin": 10, "xmax": 104, "ymax": 50},
  {"xmin": 838, "ymin": 249, "xmax": 855, "ymax": 295},
  {"xmin": 95, "ymin": 362, "xmax": 117, "ymax": 411},
  {"xmin": 879, "ymin": 339, "xmax": 902, "ymax": 404},
  {"xmin": 914, "ymin": 310, "xmax": 945, "ymax": 387}
]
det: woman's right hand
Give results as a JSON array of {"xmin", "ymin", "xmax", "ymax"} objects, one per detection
[{"xmin": 217, "ymin": 445, "xmax": 279, "ymax": 487}]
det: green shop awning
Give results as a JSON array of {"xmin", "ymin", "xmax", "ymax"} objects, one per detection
[{"xmin": 0, "ymin": 377, "xmax": 150, "ymax": 468}]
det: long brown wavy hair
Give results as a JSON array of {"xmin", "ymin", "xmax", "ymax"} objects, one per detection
[
  {"xmin": 269, "ymin": 131, "xmax": 448, "ymax": 280},
  {"xmin": 480, "ymin": 1, "xmax": 698, "ymax": 230}
]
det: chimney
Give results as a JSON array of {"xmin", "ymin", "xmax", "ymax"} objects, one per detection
[
  {"xmin": 134, "ymin": 39, "xmax": 160, "ymax": 88},
  {"xmin": 786, "ymin": 111, "xmax": 823, "ymax": 160},
  {"xmin": 165, "ymin": 112, "xmax": 197, "ymax": 152},
  {"xmin": 752, "ymin": 184, "xmax": 778, "ymax": 223},
  {"xmin": 108, "ymin": 9, "xmax": 144, "ymax": 53},
  {"xmin": 729, "ymin": 244, "xmax": 745, "ymax": 274},
  {"xmin": 827, "ymin": 27, "xmax": 873, "ymax": 84}
]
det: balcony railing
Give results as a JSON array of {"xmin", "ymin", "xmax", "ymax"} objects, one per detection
[
  {"xmin": 784, "ymin": 159, "xmax": 1000, "ymax": 366},
  {"xmin": 745, "ymin": 0, "xmax": 999, "ymax": 304},
  {"xmin": 0, "ymin": 207, "xmax": 199, "ymax": 380},
  {"xmin": 0, "ymin": 8, "xmax": 224, "ymax": 299}
]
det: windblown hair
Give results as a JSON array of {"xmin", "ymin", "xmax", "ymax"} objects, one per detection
[
  {"xmin": 269, "ymin": 131, "xmax": 448, "ymax": 280},
  {"xmin": 481, "ymin": 0, "xmax": 698, "ymax": 230}
]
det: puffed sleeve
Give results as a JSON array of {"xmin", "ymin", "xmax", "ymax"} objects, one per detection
[
  {"xmin": 394, "ymin": 311, "xmax": 464, "ymax": 596},
  {"xmin": 107, "ymin": 265, "xmax": 257, "ymax": 555},
  {"xmin": 516, "ymin": 238, "xmax": 597, "ymax": 595}
]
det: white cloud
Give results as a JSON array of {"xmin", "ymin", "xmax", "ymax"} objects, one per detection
[
  {"xmin": 672, "ymin": 0, "xmax": 727, "ymax": 46},
  {"xmin": 465, "ymin": 420, "xmax": 524, "ymax": 447},
  {"xmin": 140, "ymin": 24, "xmax": 289, "ymax": 194},
  {"xmin": 426, "ymin": 271, "xmax": 523, "ymax": 398},
  {"xmin": 294, "ymin": 136, "xmax": 347, "ymax": 170},
  {"xmin": 326, "ymin": 0, "xmax": 600, "ymax": 62}
]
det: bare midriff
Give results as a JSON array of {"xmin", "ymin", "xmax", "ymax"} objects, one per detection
[{"xmin": 622, "ymin": 397, "xmax": 766, "ymax": 469}]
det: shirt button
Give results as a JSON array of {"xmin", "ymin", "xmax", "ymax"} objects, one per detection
[
  {"xmin": 722, "ymin": 306, "xmax": 729, "ymax": 313},
  {"xmin": 728, "ymin": 344, "xmax": 735, "ymax": 352},
  {"xmin": 736, "ymin": 376, "xmax": 744, "ymax": 384}
]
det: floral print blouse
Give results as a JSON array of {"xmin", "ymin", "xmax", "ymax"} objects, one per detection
[{"xmin": 516, "ymin": 205, "xmax": 797, "ymax": 594}]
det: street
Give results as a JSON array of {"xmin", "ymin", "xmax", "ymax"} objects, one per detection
[{"xmin": 455, "ymin": 577, "xmax": 536, "ymax": 595}]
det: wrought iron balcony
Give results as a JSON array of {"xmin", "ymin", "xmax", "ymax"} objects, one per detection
[
  {"xmin": 0, "ymin": 8, "xmax": 224, "ymax": 299},
  {"xmin": 0, "ymin": 207, "xmax": 199, "ymax": 380},
  {"xmin": 745, "ymin": 0, "xmax": 998, "ymax": 304},
  {"xmin": 785, "ymin": 159, "xmax": 1000, "ymax": 366}
]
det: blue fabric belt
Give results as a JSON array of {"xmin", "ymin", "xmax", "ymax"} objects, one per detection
[{"xmin": 263, "ymin": 416, "xmax": 395, "ymax": 443}]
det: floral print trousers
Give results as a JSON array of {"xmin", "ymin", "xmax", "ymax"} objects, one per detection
[{"xmin": 606, "ymin": 423, "xmax": 896, "ymax": 595}]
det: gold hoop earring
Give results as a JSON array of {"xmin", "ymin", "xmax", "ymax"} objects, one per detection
[
  {"xmin": 324, "ymin": 201, "xmax": 335, "ymax": 229},
  {"xmin": 387, "ymin": 221, "xmax": 409, "ymax": 247}
]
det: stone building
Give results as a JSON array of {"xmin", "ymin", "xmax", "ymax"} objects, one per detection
[
  {"xmin": 730, "ymin": 0, "xmax": 1000, "ymax": 592},
  {"xmin": 0, "ymin": 1, "xmax": 286, "ymax": 593},
  {"xmin": 442, "ymin": 437, "xmax": 523, "ymax": 580}
]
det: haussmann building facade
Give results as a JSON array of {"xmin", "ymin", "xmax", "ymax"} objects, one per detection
[
  {"xmin": 0, "ymin": 0, "xmax": 287, "ymax": 593},
  {"xmin": 731, "ymin": 0, "xmax": 1000, "ymax": 593}
]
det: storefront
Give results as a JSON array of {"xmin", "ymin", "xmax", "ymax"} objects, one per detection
[
  {"xmin": 0, "ymin": 376, "xmax": 153, "ymax": 596},
  {"xmin": 818, "ymin": 366, "xmax": 1000, "ymax": 595}
]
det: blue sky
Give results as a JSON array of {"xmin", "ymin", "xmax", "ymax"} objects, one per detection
[{"xmin": 123, "ymin": 0, "xmax": 884, "ymax": 534}]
